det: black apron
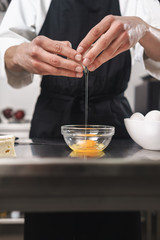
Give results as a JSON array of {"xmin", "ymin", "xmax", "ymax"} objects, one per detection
[
  {"xmin": 25, "ymin": 1, "xmax": 141, "ymax": 240},
  {"xmin": 30, "ymin": 0, "xmax": 133, "ymax": 139}
]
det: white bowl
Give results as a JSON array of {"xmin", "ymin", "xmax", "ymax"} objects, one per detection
[{"xmin": 124, "ymin": 118, "xmax": 160, "ymax": 151}]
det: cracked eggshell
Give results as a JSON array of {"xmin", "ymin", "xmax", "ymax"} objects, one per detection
[
  {"xmin": 130, "ymin": 112, "xmax": 144, "ymax": 121},
  {"xmin": 145, "ymin": 110, "xmax": 160, "ymax": 122}
]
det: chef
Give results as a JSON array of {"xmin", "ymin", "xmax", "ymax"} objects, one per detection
[{"xmin": 0, "ymin": 0, "xmax": 160, "ymax": 239}]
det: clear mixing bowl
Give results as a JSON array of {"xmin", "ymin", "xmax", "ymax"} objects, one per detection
[{"xmin": 61, "ymin": 125, "xmax": 115, "ymax": 153}]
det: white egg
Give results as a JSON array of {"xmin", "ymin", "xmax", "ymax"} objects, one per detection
[
  {"xmin": 145, "ymin": 110, "xmax": 160, "ymax": 121},
  {"xmin": 130, "ymin": 112, "xmax": 144, "ymax": 121}
]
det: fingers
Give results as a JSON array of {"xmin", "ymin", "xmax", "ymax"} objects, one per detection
[
  {"xmin": 28, "ymin": 36, "xmax": 84, "ymax": 77},
  {"xmin": 76, "ymin": 15, "xmax": 144, "ymax": 71},
  {"xmin": 82, "ymin": 19, "xmax": 125, "ymax": 67},
  {"xmin": 87, "ymin": 31, "xmax": 130, "ymax": 71},
  {"xmin": 61, "ymin": 41, "xmax": 72, "ymax": 48},
  {"xmin": 31, "ymin": 59, "xmax": 83, "ymax": 78},
  {"xmin": 31, "ymin": 46, "xmax": 83, "ymax": 73},
  {"xmin": 33, "ymin": 36, "xmax": 82, "ymax": 62},
  {"xmin": 77, "ymin": 15, "xmax": 115, "ymax": 55}
]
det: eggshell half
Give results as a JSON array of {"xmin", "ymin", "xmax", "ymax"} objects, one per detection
[
  {"xmin": 145, "ymin": 110, "xmax": 160, "ymax": 121},
  {"xmin": 130, "ymin": 112, "xmax": 144, "ymax": 121}
]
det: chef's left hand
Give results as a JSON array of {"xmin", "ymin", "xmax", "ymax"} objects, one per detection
[{"xmin": 77, "ymin": 15, "xmax": 149, "ymax": 71}]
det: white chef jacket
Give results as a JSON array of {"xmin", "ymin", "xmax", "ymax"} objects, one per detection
[{"xmin": 0, "ymin": 0, "xmax": 160, "ymax": 88}]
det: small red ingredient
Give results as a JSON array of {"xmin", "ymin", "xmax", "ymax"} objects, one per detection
[
  {"xmin": 2, "ymin": 108, "xmax": 13, "ymax": 119},
  {"xmin": 14, "ymin": 110, "xmax": 25, "ymax": 120}
]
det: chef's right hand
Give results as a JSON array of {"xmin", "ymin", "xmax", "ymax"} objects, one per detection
[{"xmin": 5, "ymin": 35, "xmax": 83, "ymax": 78}]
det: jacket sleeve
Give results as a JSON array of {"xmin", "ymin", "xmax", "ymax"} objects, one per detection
[
  {"xmin": 136, "ymin": 0, "xmax": 160, "ymax": 80},
  {"xmin": 120, "ymin": 0, "xmax": 160, "ymax": 80},
  {"xmin": 0, "ymin": 0, "xmax": 49, "ymax": 88}
]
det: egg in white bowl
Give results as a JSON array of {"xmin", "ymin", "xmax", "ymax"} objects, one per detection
[
  {"xmin": 145, "ymin": 110, "xmax": 160, "ymax": 121},
  {"xmin": 124, "ymin": 110, "xmax": 160, "ymax": 151},
  {"xmin": 130, "ymin": 112, "xmax": 145, "ymax": 121}
]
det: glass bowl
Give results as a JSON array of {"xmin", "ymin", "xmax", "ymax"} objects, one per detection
[{"xmin": 61, "ymin": 125, "xmax": 115, "ymax": 153}]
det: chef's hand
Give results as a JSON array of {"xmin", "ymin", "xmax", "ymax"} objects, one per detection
[
  {"xmin": 5, "ymin": 35, "xmax": 83, "ymax": 78},
  {"xmin": 77, "ymin": 15, "xmax": 149, "ymax": 71}
]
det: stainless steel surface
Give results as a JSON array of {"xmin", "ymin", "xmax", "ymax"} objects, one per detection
[
  {"xmin": 0, "ymin": 138, "xmax": 160, "ymax": 212},
  {"xmin": 0, "ymin": 123, "xmax": 30, "ymax": 138},
  {"xmin": 0, "ymin": 225, "xmax": 23, "ymax": 240},
  {"xmin": 0, "ymin": 219, "xmax": 24, "ymax": 225}
]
